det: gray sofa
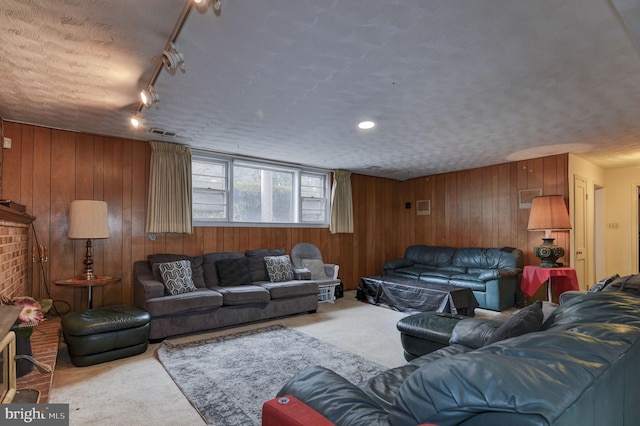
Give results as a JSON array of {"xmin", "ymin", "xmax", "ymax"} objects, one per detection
[
  {"xmin": 270, "ymin": 290, "xmax": 640, "ymax": 425},
  {"xmin": 133, "ymin": 249, "xmax": 319, "ymax": 340},
  {"xmin": 383, "ymin": 245, "xmax": 523, "ymax": 311}
]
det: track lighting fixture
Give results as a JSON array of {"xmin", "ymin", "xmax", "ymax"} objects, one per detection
[
  {"xmin": 161, "ymin": 42, "xmax": 186, "ymax": 73},
  {"xmin": 130, "ymin": 115, "xmax": 142, "ymax": 129},
  {"xmin": 194, "ymin": 0, "xmax": 222, "ymax": 15},
  {"xmin": 140, "ymin": 86, "xmax": 159, "ymax": 108}
]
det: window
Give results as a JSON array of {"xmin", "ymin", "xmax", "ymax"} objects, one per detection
[{"xmin": 192, "ymin": 151, "xmax": 329, "ymax": 227}]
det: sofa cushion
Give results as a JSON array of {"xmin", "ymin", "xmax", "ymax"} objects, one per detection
[
  {"xmin": 392, "ymin": 267, "xmax": 432, "ymax": 279},
  {"xmin": 211, "ymin": 285, "xmax": 271, "ymax": 306},
  {"xmin": 449, "ymin": 318, "xmax": 502, "ymax": 349},
  {"xmin": 452, "ymin": 247, "xmax": 522, "ymax": 270},
  {"xmin": 245, "ymin": 248, "xmax": 285, "ymax": 282},
  {"xmin": 302, "ymin": 258, "xmax": 328, "ymax": 279},
  {"xmin": 203, "ymin": 252, "xmax": 244, "ymax": 287},
  {"xmin": 265, "ymin": 255, "xmax": 295, "ymax": 282},
  {"xmin": 215, "ymin": 257, "xmax": 252, "ymax": 286},
  {"xmin": 148, "ymin": 254, "xmax": 205, "ymax": 288},
  {"xmin": 158, "ymin": 260, "xmax": 198, "ymax": 295},
  {"xmin": 484, "ymin": 301, "xmax": 543, "ymax": 345},
  {"xmin": 145, "ymin": 288, "xmax": 223, "ymax": 317},
  {"xmin": 257, "ymin": 280, "xmax": 319, "ymax": 300},
  {"xmin": 404, "ymin": 245, "xmax": 457, "ymax": 268}
]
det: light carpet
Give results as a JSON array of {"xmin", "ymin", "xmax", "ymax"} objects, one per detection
[{"xmin": 156, "ymin": 324, "xmax": 388, "ymax": 425}]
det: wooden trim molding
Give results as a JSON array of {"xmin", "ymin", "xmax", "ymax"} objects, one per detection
[{"xmin": 0, "ymin": 205, "xmax": 35, "ymax": 224}]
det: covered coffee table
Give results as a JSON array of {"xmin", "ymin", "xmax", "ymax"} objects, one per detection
[{"xmin": 357, "ymin": 275, "xmax": 478, "ymax": 316}]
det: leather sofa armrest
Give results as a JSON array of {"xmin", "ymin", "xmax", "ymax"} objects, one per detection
[
  {"xmin": 384, "ymin": 258, "xmax": 413, "ymax": 270},
  {"xmin": 449, "ymin": 318, "xmax": 502, "ymax": 349},
  {"xmin": 499, "ymin": 268, "xmax": 522, "ymax": 278},
  {"xmin": 263, "ymin": 395, "xmax": 334, "ymax": 426},
  {"xmin": 277, "ymin": 366, "xmax": 388, "ymax": 425}
]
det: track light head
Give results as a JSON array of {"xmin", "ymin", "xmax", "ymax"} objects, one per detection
[
  {"xmin": 140, "ymin": 86, "xmax": 159, "ymax": 108},
  {"xmin": 161, "ymin": 42, "xmax": 185, "ymax": 73},
  {"xmin": 193, "ymin": 0, "xmax": 222, "ymax": 15},
  {"xmin": 130, "ymin": 115, "xmax": 142, "ymax": 129}
]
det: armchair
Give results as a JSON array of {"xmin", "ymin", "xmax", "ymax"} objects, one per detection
[{"xmin": 290, "ymin": 243, "xmax": 340, "ymax": 286}]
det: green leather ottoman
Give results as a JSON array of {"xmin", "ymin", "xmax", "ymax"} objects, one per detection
[
  {"xmin": 396, "ymin": 311, "xmax": 463, "ymax": 361},
  {"xmin": 62, "ymin": 304, "xmax": 150, "ymax": 367}
]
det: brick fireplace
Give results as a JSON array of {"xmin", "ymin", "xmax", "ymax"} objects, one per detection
[
  {"xmin": 0, "ymin": 205, "xmax": 33, "ymax": 299},
  {"xmin": 0, "ymin": 204, "xmax": 59, "ymax": 403}
]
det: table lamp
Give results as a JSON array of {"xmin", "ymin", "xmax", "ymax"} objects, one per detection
[
  {"xmin": 527, "ymin": 195, "xmax": 572, "ymax": 268},
  {"xmin": 68, "ymin": 200, "xmax": 110, "ymax": 280}
]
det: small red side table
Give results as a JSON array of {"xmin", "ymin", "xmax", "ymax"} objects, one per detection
[{"xmin": 521, "ymin": 266, "xmax": 579, "ymax": 301}]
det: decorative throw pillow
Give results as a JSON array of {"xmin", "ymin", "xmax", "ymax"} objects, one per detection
[
  {"xmin": 587, "ymin": 274, "xmax": 620, "ymax": 293},
  {"xmin": 264, "ymin": 255, "xmax": 295, "ymax": 282},
  {"xmin": 158, "ymin": 260, "xmax": 197, "ymax": 295},
  {"xmin": 484, "ymin": 300, "xmax": 544, "ymax": 345},
  {"xmin": 245, "ymin": 248, "xmax": 285, "ymax": 282},
  {"xmin": 149, "ymin": 254, "xmax": 205, "ymax": 288},
  {"xmin": 301, "ymin": 258, "xmax": 328, "ymax": 280},
  {"xmin": 215, "ymin": 257, "xmax": 252, "ymax": 286}
]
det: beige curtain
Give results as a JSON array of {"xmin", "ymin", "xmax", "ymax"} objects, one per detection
[
  {"xmin": 330, "ymin": 170, "xmax": 354, "ymax": 234},
  {"xmin": 146, "ymin": 141, "xmax": 193, "ymax": 234}
]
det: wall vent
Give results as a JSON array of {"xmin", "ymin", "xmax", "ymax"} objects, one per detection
[
  {"xmin": 148, "ymin": 128, "xmax": 177, "ymax": 138},
  {"xmin": 416, "ymin": 199, "xmax": 431, "ymax": 216}
]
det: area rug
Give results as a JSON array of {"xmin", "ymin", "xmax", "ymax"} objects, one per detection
[{"xmin": 156, "ymin": 324, "xmax": 388, "ymax": 425}]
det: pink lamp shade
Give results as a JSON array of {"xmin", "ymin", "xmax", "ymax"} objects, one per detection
[{"xmin": 527, "ymin": 195, "xmax": 571, "ymax": 268}]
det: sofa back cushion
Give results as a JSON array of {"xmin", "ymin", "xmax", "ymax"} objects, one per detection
[
  {"xmin": 148, "ymin": 254, "xmax": 205, "ymax": 288},
  {"xmin": 215, "ymin": 257, "xmax": 252, "ymax": 286},
  {"xmin": 404, "ymin": 245, "xmax": 456, "ymax": 268},
  {"xmin": 391, "ymin": 321, "xmax": 640, "ymax": 426},
  {"xmin": 587, "ymin": 274, "xmax": 619, "ymax": 293},
  {"xmin": 203, "ymin": 252, "xmax": 244, "ymax": 287},
  {"xmin": 245, "ymin": 248, "xmax": 285, "ymax": 282},
  {"xmin": 452, "ymin": 247, "xmax": 522, "ymax": 270},
  {"xmin": 543, "ymin": 291, "xmax": 640, "ymax": 330}
]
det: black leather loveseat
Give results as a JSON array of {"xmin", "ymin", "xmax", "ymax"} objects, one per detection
[
  {"xmin": 269, "ymin": 289, "xmax": 640, "ymax": 425},
  {"xmin": 382, "ymin": 245, "xmax": 523, "ymax": 311}
]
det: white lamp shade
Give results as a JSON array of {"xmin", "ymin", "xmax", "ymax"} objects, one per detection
[{"xmin": 68, "ymin": 200, "xmax": 110, "ymax": 239}]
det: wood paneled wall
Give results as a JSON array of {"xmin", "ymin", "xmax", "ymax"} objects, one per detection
[
  {"xmin": 396, "ymin": 155, "xmax": 570, "ymax": 267},
  {"xmin": 1, "ymin": 121, "xmax": 568, "ymax": 312}
]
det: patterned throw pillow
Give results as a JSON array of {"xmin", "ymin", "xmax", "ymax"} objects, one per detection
[
  {"xmin": 158, "ymin": 260, "xmax": 197, "ymax": 295},
  {"xmin": 264, "ymin": 255, "xmax": 295, "ymax": 282},
  {"xmin": 302, "ymin": 258, "xmax": 328, "ymax": 280}
]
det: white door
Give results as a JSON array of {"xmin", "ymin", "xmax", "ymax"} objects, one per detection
[{"xmin": 574, "ymin": 176, "xmax": 588, "ymax": 290}]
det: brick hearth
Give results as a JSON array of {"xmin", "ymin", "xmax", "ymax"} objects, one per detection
[{"xmin": 16, "ymin": 317, "xmax": 61, "ymax": 403}]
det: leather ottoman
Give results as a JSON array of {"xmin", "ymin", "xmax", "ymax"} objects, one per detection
[
  {"xmin": 396, "ymin": 311, "xmax": 463, "ymax": 361},
  {"xmin": 62, "ymin": 304, "xmax": 150, "ymax": 367}
]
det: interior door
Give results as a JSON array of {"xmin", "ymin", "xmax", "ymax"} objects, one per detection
[{"xmin": 574, "ymin": 176, "xmax": 588, "ymax": 290}]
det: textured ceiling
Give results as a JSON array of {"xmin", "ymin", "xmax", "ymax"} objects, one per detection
[{"xmin": 2, "ymin": 0, "xmax": 640, "ymax": 180}]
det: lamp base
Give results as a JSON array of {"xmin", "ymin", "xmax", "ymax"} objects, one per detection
[
  {"xmin": 533, "ymin": 237, "xmax": 565, "ymax": 268},
  {"xmin": 80, "ymin": 238, "xmax": 97, "ymax": 280}
]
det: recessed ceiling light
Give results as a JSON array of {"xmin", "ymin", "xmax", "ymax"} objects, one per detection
[{"xmin": 358, "ymin": 121, "xmax": 376, "ymax": 130}]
